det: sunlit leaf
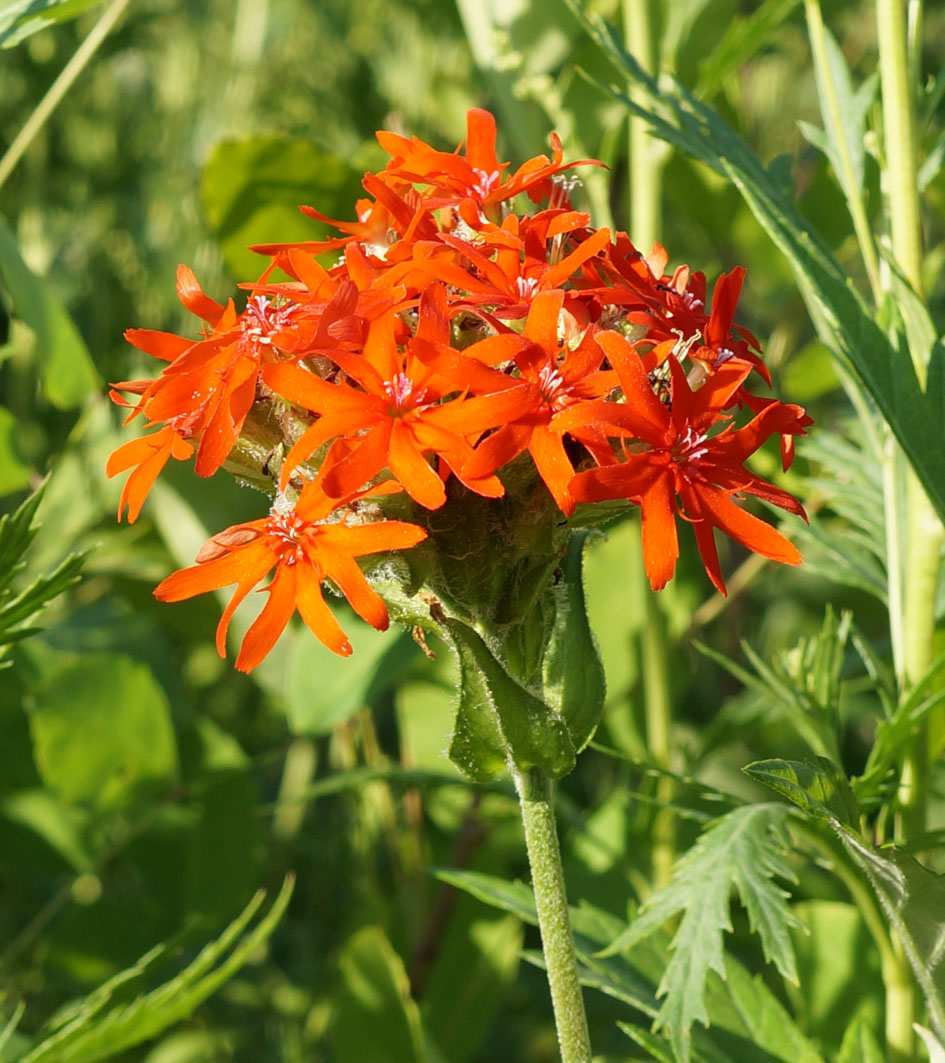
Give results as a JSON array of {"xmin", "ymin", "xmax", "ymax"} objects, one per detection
[
  {"xmin": 602, "ymin": 804, "xmax": 802, "ymax": 1063},
  {"xmin": 0, "ymin": 217, "xmax": 99, "ymax": 407},
  {"xmin": 18, "ymin": 878, "xmax": 293, "ymax": 1063}
]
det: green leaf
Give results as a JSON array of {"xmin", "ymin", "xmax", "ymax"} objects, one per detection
[
  {"xmin": 567, "ymin": 8, "xmax": 945, "ymax": 527},
  {"xmin": 0, "ymin": 0, "xmax": 104, "ymax": 48},
  {"xmin": 27, "ymin": 654, "xmax": 178, "ymax": 811},
  {"xmin": 18, "ymin": 878, "xmax": 293, "ymax": 1063},
  {"xmin": 0, "ymin": 482, "xmax": 84, "ymax": 663},
  {"xmin": 792, "ymin": 902, "xmax": 882, "ymax": 1053},
  {"xmin": 331, "ymin": 927, "xmax": 427, "ymax": 1063},
  {"xmin": 420, "ymin": 912, "xmax": 522, "ymax": 1063},
  {"xmin": 836, "ymin": 1012, "xmax": 884, "ymax": 1063},
  {"xmin": 744, "ymin": 757, "xmax": 861, "ymax": 829},
  {"xmin": 285, "ymin": 622, "xmax": 415, "ymax": 735},
  {"xmin": 0, "ymin": 406, "xmax": 30, "ymax": 496},
  {"xmin": 0, "ymin": 217, "xmax": 99, "ymax": 407},
  {"xmin": 201, "ymin": 138, "xmax": 362, "ymax": 281},
  {"xmin": 837, "ymin": 832, "xmax": 945, "ymax": 1043},
  {"xmin": 858, "ymin": 648, "xmax": 945, "ymax": 801},
  {"xmin": 695, "ymin": 0, "xmax": 801, "ymax": 98},
  {"xmin": 803, "ymin": 18, "xmax": 876, "ymax": 200},
  {"xmin": 602, "ymin": 804, "xmax": 802, "ymax": 1063},
  {"xmin": 445, "ymin": 618, "xmax": 575, "ymax": 781},
  {"xmin": 541, "ymin": 531, "xmax": 605, "ymax": 753}
]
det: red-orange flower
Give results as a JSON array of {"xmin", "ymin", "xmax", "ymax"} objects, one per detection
[
  {"xmin": 564, "ymin": 334, "xmax": 808, "ymax": 593},
  {"xmin": 153, "ymin": 482, "xmax": 427, "ymax": 671}
]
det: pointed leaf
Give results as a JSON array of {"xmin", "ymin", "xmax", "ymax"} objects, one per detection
[
  {"xmin": 602, "ymin": 804, "xmax": 802, "ymax": 1063},
  {"xmin": 542, "ymin": 531, "xmax": 606, "ymax": 753},
  {"xmin": 444, "ymin": 618, "xmax": 575, "ymax": 780},
  {"xmin": 566, "ymin": 8, "xmax": 945, "ymax": 526},
  {"xmin": 744, "ymin": 757, "xmax": 861, "ymax": 829}
]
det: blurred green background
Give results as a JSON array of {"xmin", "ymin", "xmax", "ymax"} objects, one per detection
[{"xmin": 1, "ymin": 0, "xmax": 943, "ymax": 1060}]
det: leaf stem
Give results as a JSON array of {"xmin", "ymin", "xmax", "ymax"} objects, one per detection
[
  {"xmin": 0, "ymin": 0, "xmax": 133, "ymax": 194},
  {"xmin": 512, "ymin": 766, "xmax": 592, "ymax": 1063}
]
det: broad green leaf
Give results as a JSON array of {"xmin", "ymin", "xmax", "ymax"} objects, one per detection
[
  {"xmin": 331, "ymin": 926, "xmax": 427, "ymax": 1063},
  {"xmin": 836, "ymin": 1011, "xmax": 884, "ymax": 1063},
  {"xmin": 285, "ymin": 622, "xmax": 415, "ymax": 735},
  {"xmin": 0, "ymin": 406, "xmax": 30, "ymax": 496},
  {"xmin": 27, "ymin": 654, "xmax": 178, "ymax": 811},
  {"xmin": 201, "ymin": 138, "xmax": 362, "ymax": 281},
  {"xmin": 602, "ymin": 804, "xmax": 802, "ymax": 1063},
  {"xmin": 18, "ymin": 878, "xmax": 293, "ymax": 1063},
  {"xmin": 445, "ymin": 618, "xmax": 575, "ymax": 780},
  {"xmin": 420, "ymin": 912, "xmax": 522, "ymax": 1063},
  {"xmin": 0, "ymin": 0, "xmax": 104, "ymax": 48},
  {"xmin": 541, "ymin": 531, "xmax": 605, "ymax": 753},
  {"xmin": 0, "ymin": 217, "xmax": 99, "ymax": 407},
  {"xmin": 744, "ymin": 757, "xmax": 861, "ymax": 828},
  {"xmin": 837, "ymin": 831, "xmax": 945, "ymax": 1043},
  {"xmin": 0, "ymin": 788, "xmax": 93, "ymax": 871},
  {"xmin": 792, "ymin": 902, "xmax": 882, "ymax": 1053},
  {"xmin": 566, "ymin": 8, "xmax": 945, "ymax": 527}
]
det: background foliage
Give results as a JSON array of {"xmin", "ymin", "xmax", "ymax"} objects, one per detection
[{"xmin": 1, "ymin": 0, "xmax": 944, "ymax": 1060}]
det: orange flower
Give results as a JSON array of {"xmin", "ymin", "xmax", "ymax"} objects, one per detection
[
  {"xmin": 105, "ymin": 425, "xmax": 193, "ymax": 522},
  {"xmin": 377, "ymin": 108, "xmax": 596, "ymax": 219},
  {"xmin": 153, "ymin": 482, "xmax": 427, "ymax": 671},
  {"xmin": 263, "ymin": 303, "xmax": 526, "ymax": 508},
  {"xmin": 460, "ymin": 289, "xmax": 618, "ymax": 514},
  {"xmin": 564, "ymin": 335, "xmax": 808, "ymax": 593}
]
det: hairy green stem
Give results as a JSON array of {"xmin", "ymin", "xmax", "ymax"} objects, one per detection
[
  {"xmin": 0, "ymin": 0, "xmax": 133, "ymax": 193},
  {"xmin": 623, "ymin": 0, "xmax": 661, "ymax": 252},
  {"xmin": 512, "ymin": 767, "xmax": 592, "ymax": 1063}
]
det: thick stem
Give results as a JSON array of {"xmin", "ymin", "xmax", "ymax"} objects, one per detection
[
  {"xmin": 875, "ymin": 4, "xmax": 936, "ymax": 1058},
  {"xmin": 512, "ymin": 767, "xmax": 592, "ymax": 1063}
]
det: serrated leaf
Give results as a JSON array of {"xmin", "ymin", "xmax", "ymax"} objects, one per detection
[
  {"xmin": 744, "ymin": 757, "xmax": 861, "ymax": 828},
  {"xmin": 0, "ymin": 217, "xmax": 99, "ymax": 407},
  {"xmin": 444, "ymin": 618, "xmax": 575, "ymax": 781},
  {"xmin": 19, "ymin": 878, "xmax": 293, "ymax": 1063},
  {"xmin": 541, "ymin": 531, "xmax": 605, "ymax": 753},
  {"xmin": 602, "ymin": 804, "xmax": 802, "ymax": 1063},
  {"xmin": 566, "ymin": 7, "xmax": 945, "ymax": 527}
]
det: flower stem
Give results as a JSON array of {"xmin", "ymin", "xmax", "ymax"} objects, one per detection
[{"xmin": 512, "ymin": 766, "xmax": 592, "ymax": 1063}]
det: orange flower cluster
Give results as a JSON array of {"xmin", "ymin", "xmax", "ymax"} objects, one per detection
[{"xmin": 108, "ymin": 108, "xmax": 810, "ymax": 670}]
